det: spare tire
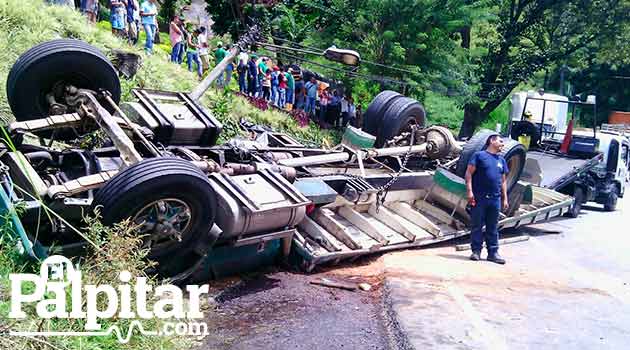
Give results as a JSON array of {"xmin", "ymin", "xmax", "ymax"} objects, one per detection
[
  {"xmin": 375, "ymin": 97, "xmax": 426, "ymax": 147},
  {"xmin": 93, "ymin": 157, "xmax": 218, "ymax": 278},
  {"xmin": 7, "ymin": 39, "xmax": 121, "ymax": 121},
  {"xmin": 363, "ymin": 91, "xmax": 403, "ymax": 135},
  {"xmin": 455, "ymin": 129, "xmax": 526, "ymax": 193}
]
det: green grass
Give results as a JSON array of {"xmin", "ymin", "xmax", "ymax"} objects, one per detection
[
  {"xmin": 480, "ymin": 98, "xmax": 511, "ymax": 134},
  {"xmin": 0, "ymin": 0, "xmax": 338, "ymax": 146}
]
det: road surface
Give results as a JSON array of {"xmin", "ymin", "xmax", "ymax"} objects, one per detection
[
  {"xmin": 384, "ymin": 195, "xmax": 630, "ymax": 349},
  {"xmin": 197, "ymin": 195, "xmax": 629, "ymax": 349}
]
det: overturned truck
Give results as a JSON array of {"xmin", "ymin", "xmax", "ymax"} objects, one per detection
[{"xmin": 1, "ymin": 40, "xmax": 573, "ymax": 280}]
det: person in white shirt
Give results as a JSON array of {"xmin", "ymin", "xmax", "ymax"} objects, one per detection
[
  {"xmin": 346, "ymin": 98, "xmax": 356, "ymax": 128},
  {"xmin": 238, "ymin": 51, "xmax": 249, "ymax": 66},
  {"xmin": 340, "ymin": 95, "xmax": 349, "ymax": 128},
  {"xmin": 198, "ymin": 27, "xmax": 209, "ymax": 73}
]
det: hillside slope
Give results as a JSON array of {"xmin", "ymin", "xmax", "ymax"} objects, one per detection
[{"xmin": 0, "ymin": 0, "xmax": 337, "ymax": 145}]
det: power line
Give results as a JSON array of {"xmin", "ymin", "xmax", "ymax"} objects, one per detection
[
  {"xmin": 250, "ymin": 49, "xmax": 412, "ymax": 87},
  {"xmin": 255, "ymin": 41, "xmax": 323, "ymax": 56}
]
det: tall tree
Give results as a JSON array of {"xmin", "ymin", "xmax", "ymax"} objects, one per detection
[
  {"xmin": 206, "ymin": 0, "xmax": 481, "ymax": 99},
  {"xmin": 459, "ymin": 0, "xmax": 630, "ymax": 138}
]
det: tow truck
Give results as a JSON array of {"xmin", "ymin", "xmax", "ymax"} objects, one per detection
[{"xmin": 509, "ymin": 90, "xmax": 629, "ymax": 217}]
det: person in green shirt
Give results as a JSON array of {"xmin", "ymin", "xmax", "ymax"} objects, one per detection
[
  {"xmin": 256, "ymin": 58, "xmax": 268, "ymax": 97},
  {"xmin": 285, "ymin": 68, "xmax": 295, "ymax": 106},
  {"xmin": 214, "ymin": 41, "xmax": 228, "ymax": 88},
  {"xmin": 186, "ymin": 29, "xmax": 202, "ymax": 77}
]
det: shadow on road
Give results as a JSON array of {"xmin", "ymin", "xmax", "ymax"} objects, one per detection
[
  {"xmin": 215, "ymin": 273, "xmax": 282, "ymax": 304},
  {"xmin": 437, "ymin": 253, "xmax": 473, "ymax": 261}
]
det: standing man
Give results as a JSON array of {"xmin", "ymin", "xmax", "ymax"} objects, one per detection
[
  {"xmin": 294, "ymin": 73, "xmax": 305, "ymax": 111},
  {"xmin": 465, "ymin": 133, "xmax": 509, "ymax": 264},
  {"xmin": 285, "ymin": 68, "xmax": 295, "ymax": 109},
  {"xmin": 126, "ymin": 0, "xmax": 139, "ymax": 44},
  {"xmin": 304, "ymin": 76, "xmax": 319, "ymax": 117},
  {"xmin": 214, "ymin": 41, "xmax": 228, "ymax": 88},
  {"xmin": 186, "ymin": 29, "xmax": 203, "ymax": 77},
  {"xmin": 257, "ymin": 58, "xmax": 268, "ymax": 97},
  {"xmin": 247, "ymin": 55, "xmax": 258, "ymax": 96},
  {"xmin": 340, "ymin": 94, "xmax": 349, "ymax": 128},
  {"xmin": 139, "ymin": 0, "xmax": 157, "ymax": 54},
  {"xmin": 237, "ymin": 59, "xmax": 247, "ymax": 93},
  {"xmin": 225, "ymin": 60, "xmax": 235, "ymax": 88}
]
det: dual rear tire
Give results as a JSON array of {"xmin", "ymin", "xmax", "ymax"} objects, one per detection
[
  {"xmin": 362, "ymin": 91, "xmax": 426, "ymax": 147},
  {"xmin": 7, "ymin": 39, "xmax": 121, "ymax": 121}
]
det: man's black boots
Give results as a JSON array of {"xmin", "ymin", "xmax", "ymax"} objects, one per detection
[
  {"xmin": 470, "ymin": 251, "xmax": 481, "ymax": 261},
  {"xmin": 488, "ymin": 252, "xmax": 506, "ymax": 264}
]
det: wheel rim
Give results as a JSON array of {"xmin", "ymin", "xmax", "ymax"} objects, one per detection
[{"xmin": 132, "ymin": 198, "xmax": 193, "ymax": 250}]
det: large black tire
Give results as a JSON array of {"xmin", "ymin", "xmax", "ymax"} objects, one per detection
[
  {"xmin": 455, "ymin": 129, "xmax": 527, "ymax": 193},
  {"xmin": 375, "ymin": 97, "xmax": 426, "ymax": 147},
  {"xmin": 363, "ymin": 91, "xmax": 403, "ymax": 135},
  {"xmin": 7, "ymin": 39, "xmax": 121, "ymax": 121},
  {"xmin": 93, "ymin": 157, "xmax": 218, "ymax": 278},
  {"xmin": 564, "ymin": 186, "xmax": 584, "ymax": 218},
  {"xmin": 604, "ymin": 192, "xmax": 618, "ymax": 212}
]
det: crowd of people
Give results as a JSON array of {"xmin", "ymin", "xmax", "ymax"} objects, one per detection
[
  {"xmin": 73, "ymin": 1, "xmax": 361, "ymax": 129},
  {"xmin": 236, "ymin": 55, "xmax": 361, "ymax": 129},
  {"xmin": 79, "ymin": 0, "xmax": 159, "ymax": 54}
]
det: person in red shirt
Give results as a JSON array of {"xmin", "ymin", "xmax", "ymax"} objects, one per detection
[
  {"xmin": 318, "ymin": 88, "xmax": 330, "ymax": 124},
  {"xmin": 278, "ymin": 66, "xmax": 288, "ymax": 108}
]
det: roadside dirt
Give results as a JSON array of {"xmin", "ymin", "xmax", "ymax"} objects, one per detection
[{"xmin": 195, "ymin": 256, "xmax": 410, "ymax": 350}]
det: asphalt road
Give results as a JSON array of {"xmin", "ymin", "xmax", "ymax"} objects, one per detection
[
  {"xmin": 383, "ymin": 194, "xmax": 630, "ymax": 349},
  {"xmin": 196, "ymin": 195, "xmax": 629, "ymax": 349}
]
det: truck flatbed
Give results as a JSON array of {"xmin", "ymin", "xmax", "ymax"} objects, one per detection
[
  {"xmin": 293, "ymin": 169, "xmax": 573, "ymax": 270},
  {"xmin": 526, "ymin": 150, "xmax": 603, "ymax": 190}
]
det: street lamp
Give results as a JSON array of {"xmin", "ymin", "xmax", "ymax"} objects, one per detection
[{"xmin": 323, "ymin": 46, "xmax": 361, "ymax": 66}]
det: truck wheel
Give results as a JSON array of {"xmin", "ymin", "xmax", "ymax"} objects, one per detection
[
  {"xmin": 455, "ymin": 129, "xmax": 526, "ymax": 193},
  {"xmin": 93, "ymin": 157, "xmax": 218, "ymax": 278},
  {"xmin": 604, "ymin": 192, "xmax": 618, "ymax": 212},
  {"xmin": 7, "ymin": 39, "xmax": 121, "ymax": 121},
  {"xmin": 565, "ymin": 187, "xmax": 584, "ymax": 218},
  {"xmin": 375, "ymin": 97, "xmax": 426, "ymax": 147},
  {"xmin": 363, "ymin": 91, "xmax": 403, "ymax": 135}
]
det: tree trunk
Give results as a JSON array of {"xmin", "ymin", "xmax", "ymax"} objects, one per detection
[
  {"xmin": 460, "ymin": 26, "xmax": 471, "ymax": 49},
  {"xmin": 459, "ymin": 103, "xmax": 481, "ymax": 139},
  {"xmin": 459, "ymin": 97, "xmax": 509, "ymax": 139}
]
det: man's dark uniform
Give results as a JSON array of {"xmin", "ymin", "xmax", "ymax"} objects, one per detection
[{"xmin": 469, "ymin": 150, "xmax": 508, "ymax": 255}]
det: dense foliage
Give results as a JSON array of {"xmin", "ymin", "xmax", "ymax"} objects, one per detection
[{"xmin": 207, "ymin": 0, "xmax": 630, "ymax": 134}]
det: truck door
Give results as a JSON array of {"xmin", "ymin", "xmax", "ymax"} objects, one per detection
[{"xmin": 621, "ymin": 143, "xmax": 629, "ymax": 188}]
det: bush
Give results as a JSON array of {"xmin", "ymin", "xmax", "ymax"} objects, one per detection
[
  {"xmin": 0, "ymin": 212, "xmax": 196, "ymax": 350},
  {"xmin": 423, "ymin": 91, "xmax": 464, "ymax": 132}
]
